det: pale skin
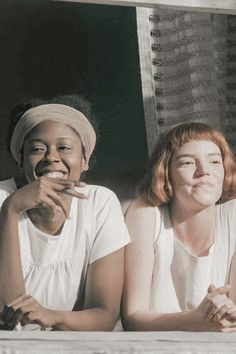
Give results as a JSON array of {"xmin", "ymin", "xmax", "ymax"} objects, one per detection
[
  {"xmin": 0, "ymin": 120, "xmax": 124, "ymax": 330},
  {"xmin": 122, "ymin": 140, "xmax": 236, "ymax": 332}
]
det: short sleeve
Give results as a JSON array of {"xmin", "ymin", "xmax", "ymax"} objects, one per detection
[
  {"xmin": 0, "ymin": 179, "xmax": 16, "ymax": 208},
  {"xmin": 89, "ymin": 188, "xmax": 130, "ymax": 264}
]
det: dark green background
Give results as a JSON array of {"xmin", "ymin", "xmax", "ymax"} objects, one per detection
[{"xmin": 0, "ymin": 1, "xmax": 148, "ymax": 197}]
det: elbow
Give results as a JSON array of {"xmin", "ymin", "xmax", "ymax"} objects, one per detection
[
  {"xmin": 95, "ymin": 306, "xmax": 120, "ymax": 331},
  {"xmin": 121, "ymin": 311, "xmax": 145, "ymax": 331}
]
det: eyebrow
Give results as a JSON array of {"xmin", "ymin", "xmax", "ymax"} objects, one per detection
[
  {"xmin": 27, "ymin": 137, "xmax": 72, "ymax": 143},
  {"xmin": 175, "ymin": 152, "xmax": 222, "ymax": 160}
]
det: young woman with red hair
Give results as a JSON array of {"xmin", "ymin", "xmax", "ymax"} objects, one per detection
[{"xmin": 122, "ymin": 122, "xmax": 236, "ymax": 332}]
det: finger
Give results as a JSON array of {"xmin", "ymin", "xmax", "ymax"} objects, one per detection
[
  {"xmin": 0, "ymin": 305, "xmax": 10, "ymax": 320},
  {"xmin": 208, "ymin": 284, "xmax": 217, "ymax": 293},
  {"xmin": 49, "ymin": 194, "xmax": 70, "ymax": 219},
  {"xmin": 207, "ymin": 285, "xmax": 231, "ymax": 299},
  {"xmin": 226, "ymin": 305, "xmax": 236, "ymax": 315},
  {"xmin": 49, "ymin": 178, "xmax": 87, "ymax": 191},
  {"xmin": 220, "ymin": 326, "xmax": 236, "ymax": 332},
  {"xmin": 45, "ymin": 177, "xmax": 75, "ymax": 188},
  {"xmin": 226, "ymin": 307, "xmax": 236, "ymax": 321},
  {"xmin": 60, "ymin": 187, "xmax": 87, "ymax": 199},
  {"xmin": 219, "ymin": 317, "xmax": 236, "ymax": 328},
  {"xmin": 206, "ymin": 294, "xmax": 229, "ymax": 319},
  {"xmin": 38, "ymin": 194, "xmax": 69, "ymax": 220},
  {"xmin": 75, "ymin": 181, "xmax": 87, "ymax": 187},
  {"xmin": 7, "ymin": 294, "xmax": 30, "ymax": 307},
  {"xmin": 211, "ymin": 302, "xmax": 234, "ymax": 322},
  {"xmin": 9, "ymin": 308, "xmax": 24, "ymax": 326},
  {"xmin": 20, "ymin": 313, "xmax": 33, "ymax": 326},
  {"xmin": 2, "ymin": 306, "xmax": 16, "ymax": 325}
]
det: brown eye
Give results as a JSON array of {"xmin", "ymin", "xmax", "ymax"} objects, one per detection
[
  {"xmin": 58, "ymin": 145, "xmax": 71, "ymax": 151},
  {"xmin": 30, "ymin": 146, "xmax": 46, "ymax": 154}
]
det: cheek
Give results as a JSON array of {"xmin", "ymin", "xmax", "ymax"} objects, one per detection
[
  {"xmin": 68, "ymin": 156, "xmax": 83, "ymax": 173},
  {"xmin": 22, "ymin": 156, "xmax": 37, "ymax": 172},
  {"xmin": 173, "ymin": 171, "xmax": 192, "ymax": 185}
]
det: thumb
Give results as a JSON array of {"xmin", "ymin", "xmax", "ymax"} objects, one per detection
[
  {"xmin": 211, "ymin": 284, "xmax": 231, "ymax": 296},
  {"xmin": 208, "ymin": 284, "xmax": 216, "ymax": 293}
]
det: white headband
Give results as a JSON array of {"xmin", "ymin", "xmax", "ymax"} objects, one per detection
[{"xmin": 10, "ymin": 103, "xmax": 96, "ymax": 165}]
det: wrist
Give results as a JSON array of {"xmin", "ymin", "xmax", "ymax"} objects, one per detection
[{"xmin": 48, "ymin": 310, "xmax": 64, "ymax": 329}]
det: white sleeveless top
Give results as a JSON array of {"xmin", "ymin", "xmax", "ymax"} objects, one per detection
[{"xmin": 150, "ymin": 199, "xmax": 236, "ymax": 313}]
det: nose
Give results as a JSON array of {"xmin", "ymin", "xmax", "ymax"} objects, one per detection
[
  {"xmin": 195, "ymin": 161, "xmax": 210, "ymax": 177},
  {"xmin": 43, "ymin": 147, "xmax": 60, "ymax": 163}
]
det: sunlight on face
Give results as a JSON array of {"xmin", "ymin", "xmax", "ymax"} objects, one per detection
[
  {"xmin": 169, "ymin": 140, "xmax": 225, "ymax": 208},
  {"xmin": 22, "ymin": 120, "xmax": 85, "ymax": 183}
]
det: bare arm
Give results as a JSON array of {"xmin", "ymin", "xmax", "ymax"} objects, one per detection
[
  {"xmin": 53, "ymin": 248, "xmax": 124, "ymax": 331},
  {"xmin": 3, "ymin": 248, "xmax": 125, "ymax": 331},
  {"xmin": 0, "ymin": 198, "xmax": 25, "ymax": 310},
  {"xmin": 121, "ymin": 199, "xmax": 235, "ymax": 332}
]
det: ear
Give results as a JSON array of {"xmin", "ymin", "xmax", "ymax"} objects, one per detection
[{"xmin": 82, "ymin": 158, "xmax": 89, "ymax": 171}]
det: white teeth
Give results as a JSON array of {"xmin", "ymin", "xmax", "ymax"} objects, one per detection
[{"xmin": 44, "ymin": 172, "xmax": 64, "ymax": 178}]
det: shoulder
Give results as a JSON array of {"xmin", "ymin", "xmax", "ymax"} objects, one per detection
[
  {"xmin": 76, "ymin": 184, "xmax": 122, "ymax": 212},
  {"xmin": 126, "ymin": 198, "xmax": 156, "ymax": 218},
  {"xmin": 216, "ymin": 199, "xmax": 236, "ymax": 229},
  {"xmin": 77, "ymin": 184, "xmax": 119, "ymax": 202},
  {"xmin": 0, "ymin": 178, "xmax": 16, "ymax": 199},
  {"xmin": 125, "ymin": 198, "xmax": 157, "ymax": 242},
  {"xmin": 217, "ymin": 198, "xmax": 236, "ymax": 214}
]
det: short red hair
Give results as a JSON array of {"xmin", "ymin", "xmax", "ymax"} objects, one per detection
[{"xmin": 138, "ymin": 122, "xmax": 236, "ymax": 206}]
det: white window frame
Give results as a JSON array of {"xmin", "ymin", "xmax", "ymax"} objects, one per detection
[{"xmin": 53, "ymin": 0, "xmax": 236, "ymax": 15}]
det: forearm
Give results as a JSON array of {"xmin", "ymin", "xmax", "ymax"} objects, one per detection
[
  {"xmin": 50, "ymin": 307, "xmax": 118, "ymax": 331},
  {"xmin": 0, "ymin": 199, "xmax": 25, "ymax": 307},
  {"xmin": 122, "ymin": 310, "xmax": 214, "ymax": 332}
]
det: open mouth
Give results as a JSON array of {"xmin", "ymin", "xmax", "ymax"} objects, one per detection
[{"xmin": 40, "ymin": 171, "xmax": 66, "ymax": 179}]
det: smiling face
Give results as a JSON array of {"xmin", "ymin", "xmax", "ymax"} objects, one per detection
[
  {"xmin": 169, "ymin": 140, "xmax": 225, "ymax": 209},
  {"xmin": 22, "ymin": 120, "xmax": 87, "ymax": 183}
]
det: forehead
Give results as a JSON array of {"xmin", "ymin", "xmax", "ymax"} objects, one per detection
[
  {"xmin": 173, "ymin": 139, "xmax": 222, "ymax": 156},
  {"xmin": 24, "ymin": 120, "xmax": 81, "ymax": 142}
]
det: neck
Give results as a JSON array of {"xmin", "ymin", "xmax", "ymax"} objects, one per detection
[
  {"xmin": 28, "ymin": 208, "xmax": 67, "ymax": 235},
  {"xmin": 169, "ymin": 201, "xmax": 216, "ymax": 256}
]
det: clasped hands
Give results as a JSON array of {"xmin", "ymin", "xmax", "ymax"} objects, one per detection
[
  {"xmin": 0, "ymin": 294, "xmax": 55, "ymax": 330},
  {"xmin": 195, "ymin": 284, "xmax": 236, "ymax": 332}
]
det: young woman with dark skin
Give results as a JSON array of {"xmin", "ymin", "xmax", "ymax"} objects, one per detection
[{"xmin": 0, "ymin": 96, "xmax": 130, "ymax": 331}]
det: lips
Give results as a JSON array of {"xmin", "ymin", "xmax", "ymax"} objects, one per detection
[{"xmin": 194, "ymin": 181, "xmax": 213, "ymax": 188}]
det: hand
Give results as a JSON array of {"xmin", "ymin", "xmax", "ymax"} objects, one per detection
[
  {"xmin": 1, "ymin": 294, "xmax": 56, "ymax": 329},
  {"xmin": 205, "ymin": 284, "xmax": 236, "ymax": 331},
  {"xmin": 204, "ymin": 284, "xmax": 233, "ymax": 320},
  {"xmin": 5, "ymin": 177, "xmax": 87, "ymax": 219},
  {"xmin": 0, "ymin": 306, "xmax": 16, "ymax": 330},
  {"xmin": 196, "ymin": 284, "xmax": 231, "ymax": 318},
  {"xmin": 191, "ymin": 284, "xmax": 236, "ymax": 332},
  {"xmin": 190, "ymin": 284, "xmax": 234, "ymax": 331}
]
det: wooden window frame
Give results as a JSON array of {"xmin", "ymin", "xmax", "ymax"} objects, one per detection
[{"xmin": 53, "ymin": 0, "xmax": 236, "ymax": 15}]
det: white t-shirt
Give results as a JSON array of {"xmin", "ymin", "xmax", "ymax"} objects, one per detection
[
  {"xmin": 150, "ymin": 199, "xmax": 236, "ymax": 313},
  {"xmin": 0, "ymin": 179, "xmax": 130, "ymax": 312}
]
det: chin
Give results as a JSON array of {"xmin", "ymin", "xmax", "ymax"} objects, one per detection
[{"xmin": 194, "ymin": 197, "xmax": 218, "ymax": 208}]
